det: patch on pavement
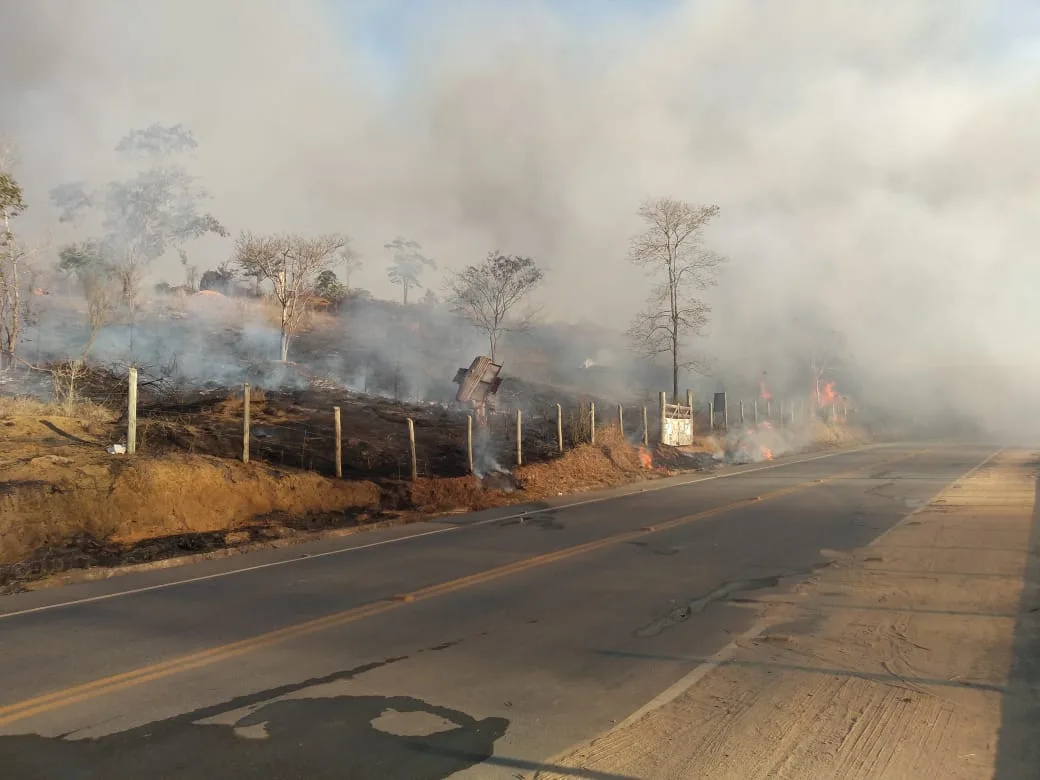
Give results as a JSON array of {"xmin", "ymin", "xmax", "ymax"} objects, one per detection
[{"xmin": 0, "ymin": 663, "xmax": 509, "ymax": 779}]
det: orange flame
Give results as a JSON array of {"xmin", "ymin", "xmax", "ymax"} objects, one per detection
[
  {"xmin": 819, "ymin": 382, "xmax": 837, "ymax": 405},
  {"xmin": 760, "ymin": 446, "xmax": 774, "ymax": 460},
  {"xmin": 638, "ymin": 447, "xmax": 653, "ymax": 469}
]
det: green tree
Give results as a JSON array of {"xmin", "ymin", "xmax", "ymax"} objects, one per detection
[
  {"xmin": 315, "ymin": 269, "xmax": 347, "ymax": 306},
  {"xmin": 199, "ymin": 260, "xmax": 237, "ymax": 295}
]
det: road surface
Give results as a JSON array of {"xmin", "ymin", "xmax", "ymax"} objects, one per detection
[{"xmin": 0, "ymin": 443, "xmax": 1036, "ymax": 779}]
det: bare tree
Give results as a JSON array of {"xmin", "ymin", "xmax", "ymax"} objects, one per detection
[
  {"xmin": 0, "ymin": 152, "xmax": 28, "ymax": 370},
  {"xmin": 627, "ymin": 198, "xmax": 725, "ymax": 400},
  {"xmin": 448, "ymin": 251, "xmax": 544, "ymax": 362},
  {"xmin": 385, "ymin": 237, "xmax": 435, "ymax": 304},
  {"xmin": 234, "ymin": 232, "xmax": 348, "ymax": 362}
]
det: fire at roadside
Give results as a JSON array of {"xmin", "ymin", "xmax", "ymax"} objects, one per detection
[{"xmin": 721, "ymin": 421, "xmax": 781, "ymax": 464}]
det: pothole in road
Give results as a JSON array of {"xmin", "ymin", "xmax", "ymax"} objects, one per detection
[
  {"xmin": 233, "ymin": 722, "xmax": 270, "ymax": 740},
  {"xmin": 370, "ymin": 708, "xmax": 460, "ymax": 737}
]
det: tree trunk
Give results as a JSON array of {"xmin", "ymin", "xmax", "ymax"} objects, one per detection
[
  {"xmin": 489, "ymin": 332, "xmax": 497, "ymax": 362},
  {"xmin": 402, "ymin": 282, "xmax": 409, "ymax": 305},
  {"xmin": 280, "ymin": 328, "xmax": 290, "ymax": 363},
  {"xmin": 1, "ymin": 208, "xmax": 17, "ymax": 363},
  {"xmin": 8, "ymin": 250, "xmax": 19, "ymax": 361},
  {"xmin": 671, "ymin": 329, "xmax": 679, "ymax": 402}
]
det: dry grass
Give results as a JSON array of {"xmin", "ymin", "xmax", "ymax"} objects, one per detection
[
  {"xmin": 517, "ymin": 424, "xmax": 652, "ymax": 498},
  {"xmin": 213, "ymin": 386, "xmax": 267, "ymax": 417},
  {"xmin": 407, "ymin": 475, "xmax": 512, "ymax": 514},
  {"xmin": 808, "ymin": 420, "xmax": 870, "ymax": 448},
  {"xmin": 0, "ymin": 394, "xmax": 114, "ymax": 425}
]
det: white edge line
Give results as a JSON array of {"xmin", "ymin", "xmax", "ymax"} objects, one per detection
[
  {"xmin": 534, "ymin": 615, "xmax": 778, "ymax": 777},
  {"xmin": 865, "ymin": 446, "xmax": 1005, "ymax": 549},
  {"xmin": 614, "ymin": 617, "xmax": 776, "ymax": 731},
  {"xmin": 0, "ymin": 444, "xmax": 888, "ymax": 620}
]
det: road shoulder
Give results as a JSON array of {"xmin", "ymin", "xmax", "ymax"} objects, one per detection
[{"xmin": 537, "ymin": 449, "xmax": 1037, "ymax": 780}]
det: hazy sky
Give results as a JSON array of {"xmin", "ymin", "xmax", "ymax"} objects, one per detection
[{"xmin": 2, "ymin": 0, "xmax": 1039, "ymax": 426}]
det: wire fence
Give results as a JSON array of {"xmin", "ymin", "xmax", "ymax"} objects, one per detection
[{"xmin": 2, "ymin": 364, "xmax": 852, "ymax": 481}]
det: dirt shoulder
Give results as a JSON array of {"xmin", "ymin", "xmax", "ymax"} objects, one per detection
[{"xmin": 537, "ymin": 450, "xmax": 1039, "ymax": 780}]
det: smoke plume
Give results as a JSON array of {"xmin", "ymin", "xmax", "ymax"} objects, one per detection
[{"xmin": 2, "ymin": 0, "xmax": 1038, "ymax": 439}]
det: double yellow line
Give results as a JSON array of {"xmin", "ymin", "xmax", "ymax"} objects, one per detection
[{"xmin": 0, "ymin": 449, "xmax": 920, "ymax": 727}]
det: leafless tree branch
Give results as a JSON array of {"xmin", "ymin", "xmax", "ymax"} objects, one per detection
[{"xmin": 627, "ymin": 197, "xmax": 725, "ymax": 399}]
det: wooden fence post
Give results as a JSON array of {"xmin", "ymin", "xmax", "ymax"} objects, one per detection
[
  {"xmin": 754, "ymin": 398, "xmax": 759, "ymax": 424},
  {"xmin": 642, "ymin": 406, "xmax": 649, "ymax": 447},
  {"xmin": 242, "ymin": 382, "xmax": 250, "ymax": 463},
  {"xmin": 333, "ymin": 406, "xmax": 342, "ymax": 478},
  {"xmin": 516, "ymin": 408, "xmax": 523, "ymax": 466},
  {"xmin": 617, "ymin": 403, "xmax": 624, "ymax": 437},
  {"xmin": 739, "ymin": 399, "xmax": 745, "ymax": 425},
  {"xmin": 127, "ymin": 367, "xmax": 138, "ymax": 455},
  {"xmin": 709, "ymin": 400, "xmax": 714, "ymax": 431},
  {"xmin": 556, "ymin": 403, "xmax": 563, "ymax": 453},
  {"xmin": 589, "ymin": 401, "xmax": 596, "ymax": 445},
  {"xmin": 407, "ymin": 418, "xmax": 417, "ymax": 481},
  {"xmin": 659, "ymin": 391, "xmax": 667, "ymax": 445},
  {"xmin": 467, "ymin": 414, "xmax": 474, "ymax": 474}
]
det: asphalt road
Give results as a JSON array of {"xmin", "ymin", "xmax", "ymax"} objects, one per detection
[{"xmin": 0, "ymin": 443, "xmax": 1000, "ymax": 779}]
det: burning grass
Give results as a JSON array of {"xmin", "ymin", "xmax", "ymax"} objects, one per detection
[{"xmin": 718, "ymin": 418, "xmax": 871, "ymax": 464}]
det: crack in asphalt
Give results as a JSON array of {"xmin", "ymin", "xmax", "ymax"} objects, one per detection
[
  {"xmin": 635, "ymin": 563, "xmax": 834, "ymax": 638},
  {"xmin": 866, "ymin": 480, "xmax": 902, "ymax": 502}
]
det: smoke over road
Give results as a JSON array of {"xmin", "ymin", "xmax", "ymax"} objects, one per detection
[{"xmin": 2, "ymin": 1, "xmax": 1038, "ymax": 440}]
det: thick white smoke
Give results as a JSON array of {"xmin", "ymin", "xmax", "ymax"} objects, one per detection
[{"xmin": 2, "ymin": 0, "xmax": 1038, "ymax": 439}]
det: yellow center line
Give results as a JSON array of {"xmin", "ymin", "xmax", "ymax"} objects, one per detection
[{"xmin": 0, "ymin": 449, "xmax": 923, "ymax": 727}]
